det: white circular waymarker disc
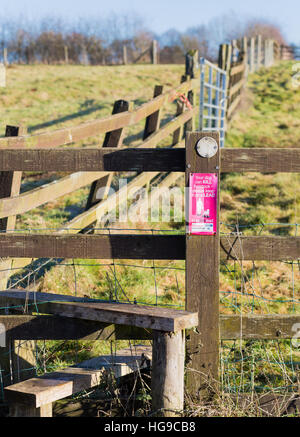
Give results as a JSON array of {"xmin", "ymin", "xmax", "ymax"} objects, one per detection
[{"xmin": 196, "ymin": 137, "xmax": 218, "ymax": 158}]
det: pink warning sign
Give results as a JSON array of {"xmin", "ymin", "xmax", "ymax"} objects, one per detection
[{"xmin": 188, "ymin": 173, "xmax": 218, "ymax": 235}]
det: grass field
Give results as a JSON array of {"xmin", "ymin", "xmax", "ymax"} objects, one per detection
[{"xmin": 1, "ymin": 61, "xmax": 300, "ymax": 415}]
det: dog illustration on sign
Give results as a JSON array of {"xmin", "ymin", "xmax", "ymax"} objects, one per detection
[{"xmin": 196, "ymin": 198, "xmax": 210, "ymax": 218}]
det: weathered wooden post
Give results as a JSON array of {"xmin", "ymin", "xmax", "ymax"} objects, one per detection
[
  {"xmin": 143, "ymin": 85, "xmax": 164, "ymax": 140},
  {"xmin": 257, "ymin": 35, "xmax": 262, "ymax": 70},
  {"xmin": 151, "ymin": 40, "xmax": 158, "ymax": 65},
  {"xmin": 218, "ymin": 44, "xmax": 227, "ymax": 70},
  {"xmin": 242, "ymin": 37, "xmax": 248, "ymax": 78},
  {"xmin": 3, "ymin": 47, "xmax": 8, "ymax": 66},
  {"xmin": 185, "ymin": 132, "xmax": 220, "ymax": 399},
  {"xmin": 152, "ymin": 330, "xmax": 185, "ymax": 416},
  {"xmin": 123, "ymin": 45, "xmax": 128, "ymax": 65},
  {"xmin": 250, "ymin": 37, "xmax": 255, "ymax": 72},
  {"xmin": 264, "ymin": 39, "xmax": 270, "ymax": 67},
  {"xmin": 64, "ymin": 45, "xmax": 69, "ymax": 65},
  {"xmin": 0, "ymin": 126, "xmax": 36, "ymax": 389}
]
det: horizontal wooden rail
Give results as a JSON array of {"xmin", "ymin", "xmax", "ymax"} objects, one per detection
[
  {"xmin": 227, "ymin": 95, "xmax": 242, "ymax": 119},
  {"xmin": 0, "ymin": 234, "xmax": 185, "ymax": 260},
  {"xmin": 230, "ymin": 63, "xmax": 245, "ymax": 76},
  {"xmin": 0, "ymin": 148, "xmax": 185, "ymax": 172},
  {"xmin": 0, "ymin": 315, "xmax": 152, "ymax": 340},
  {"xmin": 1, "ymin": 148, "xmax": 299, "ymax": 173},
  {"xmin": 220, "ymin": 236, "xmax": 300, "ymax": 261},
  {"xmin": 0, "ymin": 235, "xmax": 299, "ymax": 261},
  {"xmin": 228, "ymin": 79, "xmax": 245, "ymax": 98},
  {"xmin": 1, "ymin": 313, "xmax": 299, "ymax": 341},
  {"xmin": 0, "ymin": 291, "xmax": 198, "ymax": 332},
  {"xmin": 0, "ymin": 79, "xmax": 198, "ymax": 149},
  {"xmin": 0, "ymin": 172, "xmax": 104, "ymax": 219},
  {"xmin": 220, "ymin": 314, "xmax": 300, "ymax": 339},
  {"xmin": 222, "ymin": 148, "xmax": 300, "ymax": 172}
]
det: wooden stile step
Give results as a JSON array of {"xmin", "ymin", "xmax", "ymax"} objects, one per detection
[
  {"xmin": 0, "ymin": 290, "xmax": 198, "ymax": 332},
  {"xmin": 5, "ymin": 345, "xmax": 152, "ymax": 415}
]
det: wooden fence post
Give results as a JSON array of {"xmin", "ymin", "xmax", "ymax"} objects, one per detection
[
  {"xmin": 269, "ymin": 40, "xmax": 274, "ymax": 66},
  {"xmin": 143, "ymin": 85, "xmax": 164, "ymax": 140},
  {"xmin": 225, "ymin": 44, "xmax": 232, "ymax": 72},
  {"xmin": 264, "ymin": 39, "xmax": 270, "ymax": 67},
  {"xmin": 151, "ymin": 40, "xmax": 158, "ymax": 65},
  {"xmin": 0, "ymin": 126, "xmax": 36, "ymax": 390},
  {"xmin": 85, "ymin": 99, "xmax": 129, "ymax": 212},
  {"xmin": 64, "ymin": 46, "xmax": 69, "ymax": 65},
  {"xmin": 250, "ymin": 37, "xmax": 255, "ymax": 72},
  {"xmin": 123, "ymin": 45, "xmax": 128, "ymax": 65},
  {"xmin": 257, "ymin": 35, "xmax": 262, "ymax": 70},
  {"xmin": 218, "ymin": 44, "xmax": 227, "ymax": 70},
  {"xmin": 3, "ymin": 48, "xmax": 8, "ymax": 66},
  {"xmin": 242, "ymin": 37, "xmax": 248, "ymax": 78},
  {"xmin": 185, "ymin": 131, "xmax": 220, "ymax": 399},
  {"xmin": 152, "ymin": 330, "xmax": 185, "ymax": 416}
]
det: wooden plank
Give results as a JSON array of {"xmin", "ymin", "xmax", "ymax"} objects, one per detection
[
  {"xmin": 3, "ymin": 147, "xmax": 299, "ymax": 174},
  {"xmin": 0, "ymin": 147, "xmax": 186, "ymax": 172},
  {"xmin": 220, "ymin": 314, "xmax": 300, "ymax": 340},
  {"xmin": 0, "ymin": 315, "xmax": 152, "ymax": 340},
  {"xmin": 152, "ymin": 330, "xmax": 184, "ymax": 417},
  {"xmin": 5, "ymin": 345, "xmax": 151, "ymax": 412},
  {"xmin": 221, "ymin": 236, "xmax": 300, "ymax": 261},
  {"xmin": 227, "ymin": 94, "xmax": 241, "ymax": 119},
  {"xmin": 1, "ymin": 234, "xmax": 299, "ymax": 264},
  {"xmin": 9, "ymin": 403, "xmax": 53, "ymax": 417},
  {"xmin": 0, "ymin": 172, "xmax": 105, "ymax": 219},
  {"xmin": 0, "ymin": 79, "xmax": 199, "ymax": 149},
  {"xmin": 230, "ymin": 63, "xmax": 245, "ymax": 76},
  {"xmin": 0, "ymin": 234, "xmax": 185, "ymax": 260},
  {"xmin": 185, "ymin": 132, "xmax": 220, "ymax": 397},
  {"xmin": 221, "ymin": 148, "xmax": 300, "ymax": 173},
  {"xmin": 0, "ymin": 291, "xmax": 198, "ymax": 332},
  {"xmin": 2, "ymin": 314, "xmax": 300, "ymax": 341},
  {"xmin": 228, "ymin": 78, "xmax": 245, "ymax": 98}
]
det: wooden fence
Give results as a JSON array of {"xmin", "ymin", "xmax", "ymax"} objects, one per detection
[
  {"xmin": 219, "ymin": 35, "xmax": 281, "ymax": 121},
  {"xmin": 1, "ymin": 45, "xmax": 299, "ymax": 415},
  {"xmin": 1, "ymin": 131, "xmax": 300, "ymax": 410}
]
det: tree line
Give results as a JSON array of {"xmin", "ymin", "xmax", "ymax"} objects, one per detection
[{"xmin": 0, "ymin": 12, "xmax": 287, "ymax": 65}]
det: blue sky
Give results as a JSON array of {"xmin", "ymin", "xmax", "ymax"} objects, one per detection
[{"xmin": 1, "ymin": 0, "xmax": 299, "ymax": 43}]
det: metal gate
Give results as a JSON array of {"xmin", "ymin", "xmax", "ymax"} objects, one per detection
[{"xmin": 199, "ymin": 58, "xmax": 227, "ymax": 148}]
